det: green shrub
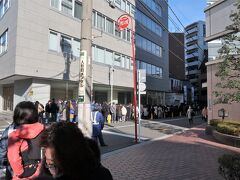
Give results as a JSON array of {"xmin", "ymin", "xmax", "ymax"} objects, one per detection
[
  {"xmin": 216, "ymin": 123, "xmax": 240, "ymax": 136},
  {"xmin": 218, "ymin": 154, "xmax": 240, "ymax": 180},
  {"xmin": 210, "ymin": 120, "xmax": 240, "ymax": 136},
  {"xmin": 210, "ymin": 119, "xmax": 221, "ymax": 127}
]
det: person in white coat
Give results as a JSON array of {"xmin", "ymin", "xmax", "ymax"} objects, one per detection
[
  {"xmin": 186, "ymin": 106, "xmax": 194, "ymax": 125},
  {"xmin": 121, "ymin": 105, "xmax": 127, "ymax": 122}
]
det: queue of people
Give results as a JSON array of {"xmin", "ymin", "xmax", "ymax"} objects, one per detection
[{"xmin": 0, "ymin": 101, "xmax": 113, "ymax": 180}]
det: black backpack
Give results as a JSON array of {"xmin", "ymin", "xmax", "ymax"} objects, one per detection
[{"xmin": 19, "ymin": 133, "xmax": 43, "ymax": 178}]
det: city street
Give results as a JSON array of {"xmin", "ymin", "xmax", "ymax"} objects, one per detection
[{"xmin": 0, "ymin": 112, "xmax": 240, "ymax": 179}]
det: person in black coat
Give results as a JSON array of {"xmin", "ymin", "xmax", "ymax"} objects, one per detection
[{"xmin": 37, "ymin": 122, "xmax": 113, "ymax": 180}]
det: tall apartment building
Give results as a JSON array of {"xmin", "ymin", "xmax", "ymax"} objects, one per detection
[
  {"xmin": 0, "ymin": 0, "xmax": 136, "ymax": 110},
  {"xmin": 204, "ymin": 0, "xmax": 240, "ymax": 120},
  {"xmin": 135, "ymin": 0, "xmax": 169, "ymax": 105},
  {"xmin": 0, "ymin": 0, "xmax": 169, "ymax": 111},
  {"xmin": 167, "ymin": 33, "xmax": 185, "ymax": 105},
  {"xmin": 185, "ymin": 21, "xmax": 207, "ymax": 103}
]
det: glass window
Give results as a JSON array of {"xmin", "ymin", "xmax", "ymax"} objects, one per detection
[
  {"xmin": 95, "ymin": 46, "xmax": 105, "ymax": 63},
  {"xmin": 141, "ymin": 62, "xmax": 146, "ymax": 70},
  {"xmin": 122, "ymin": 29, "xmax": 126, "ymax": 40},
  {"xmin": 114, "ymin": 53, "xmax": 121, "ymax": 66},
  {"xmin": 51, "ymin": 0, "xmax": 60, "ymax": 9},
  {"xmin": 126, "ymin": 2, "xmax": 130, "ymax": 14},
  {"xmin": 126, "ymin": 57, "xmax": 130, "ymax": 69},
  {"xmin": 155, "ymin": 45, "xmax": 159, "ymax": 56},
  {"xmin": 105, "ymin": 49, "xmax": 113, "ymax": 65},
  {"xmin": 121, "ymin": 0, "xmax": 126, "ymax": 11},
  {"xmin": 127, "ymin": 29, "xmax": 130, "ymax": 42},
  {"xmin": 3, "ymin": 0, "xmax": 9, "ymax": 13},
  {"xmin": 130, "ymin": 5, "xmax": 135, "ymax": 17},
  {"xmin": 151, "ymin": 65, "xmax": 156, "ymax": 75},
  {"xmin": 61, "ymin": 0, "xmax": 73, "ymax": 16},
  {"xmin": 0, "ymin": 30, "xmax": 7, "ymax": 54},
  {"xmin": 0, "ymin": 1, "xmax": 3, "ymax": 18},
  {"xmin": 115, "ymin": 23, "xmax": 121, "ymax": 38},
  {"xmin": 147, "ymin": 40, "xmax": 151, "ymax": 52},
  {"xmin": 156, "ymin": 67, "xmax": 160, "ymax": 75},
  {"xmin": 106, "ymin": 18, "xmax": 114, "ymax": 34},
  {"xmin": 147, "ymin": 64, "xmax": 151, "ymax": 74},
  {"xmin": 121, "ymin": 56, "xmax": 125, "ymax": 68},
  {"xmin": 142, "ymin": 38, "xmax": 147, "ymax": 50},
  {"xmin": 74, "ymin": 1, "xmax": 82, "ymax": 19},
  {"xmin": 115, "ymin": 0, "xmax": 121, "ymax": 8},
  {"xmin": 159, "ymin": 68, "xmax": 163, "ymax": 78},
  {"xmin": 136, "ymin": 35, "xmax": 141, "ymax": 48},
  {"xmin": 72, "ymin": 39, "xmax": 80, "ymax": 57},
  {"xmin": 97, "ymin": 13, "xmax": 104, "ymax": 30},
  {"xmin": 49, "ymin": 31, "xmax": 58, "ymax": 51},
  {"xmin": 130, "ymin": 61, "xmax": 133, "ymax": 70},
  {"xmin": 92, "ymin": 11, "xmax": 96, "ymax": 27},
  {"xmin": 61, "ymin": 35, "xmax": 72, "ymax": 54}
]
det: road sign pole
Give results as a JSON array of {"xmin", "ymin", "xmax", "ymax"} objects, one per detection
[
  {"xmin": 138, "ymin": 70, "xmax": 141, "ymax": 142},
  {"xmin": 117, "ymin": 14, "xmax": 137, "ymax": 143}
]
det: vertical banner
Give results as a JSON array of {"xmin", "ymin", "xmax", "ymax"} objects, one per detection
[{"xmin": 79, "ymin": 50, "xmax": 87, "ymax": 103}]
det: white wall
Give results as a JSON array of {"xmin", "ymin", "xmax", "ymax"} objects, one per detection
[
  {"xmin": 14, "ymin": 79, "xmax": 33, "ymax": 108},
  {"xmin": 32, "ymin": 79, "xmax": 51, "ymax": 106}
]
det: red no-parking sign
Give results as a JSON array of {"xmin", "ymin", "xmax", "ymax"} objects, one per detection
[{"xmin": 117, "ymin": 14, "xmax": 130, "ymax": 30}]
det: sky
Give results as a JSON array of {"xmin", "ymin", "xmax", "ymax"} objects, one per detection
[{"xmin": 168, "ymin": 0, "xmax": 207, "ymax": 32}]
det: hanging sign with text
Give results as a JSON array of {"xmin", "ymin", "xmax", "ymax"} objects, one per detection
[{"xmin": 79, "ymin": 50, "xmax": 87, "ymax": 103}]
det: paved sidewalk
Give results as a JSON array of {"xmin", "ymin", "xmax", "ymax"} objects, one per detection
[{"xmin": 102, "ymin": 125, "xmax": 240, "ymax": 180}]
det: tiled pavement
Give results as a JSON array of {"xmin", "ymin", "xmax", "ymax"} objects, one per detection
[{"xmin": 101, "ymin": 126, "xmax": 240, "ymax": 180}]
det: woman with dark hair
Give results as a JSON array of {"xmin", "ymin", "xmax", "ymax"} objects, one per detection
[
  {"xmin": 38, "ymin": 122, "xmax": 112, "ymax": 180},
  {"xmin": 8, "ymin": 101, "xmax": 44, "ymax": 179}
]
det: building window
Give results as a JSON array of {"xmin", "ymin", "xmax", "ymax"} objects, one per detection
[
  {"xmin": 137, "ymin": 60, "xmax": 163, "ymax": 78},
  {"xmin": 105, "ymin": 49, "xmax": 113, "ymax": 65},
  {"xmin": 49, "ymin": 31, "xmax": 58, "ymax": 51},
  {"xmin": 51, "ymin": 0, "xmax": 60, "ymax": 9},
  {"xmin": 114, "ymin": 53, "xmax": 121, "ymax": 66},
  {"xmin": 121, "ymin": 0, "xmax": 126, "ymax": 11},
  {"xmin": 74, "ymin": 0, "xmax": 82, "ymax": 19},
  {"xmin": 61, "ymin": 0, "xmax": 72, "ymax": 16},
  {"xmin": 61, "ymin": 35, "xmax": 72, "ymax": 54},
  {"xmin": 135, "ymin": 34, "xmax": 162, "ymax": 57},
  {"xmin": 115, "ymin": 23, "xmax": 121, "ymax": 38},
  {"xmin": 0, "ymin": 0, "xmax": 9, "ymax": 19},
  {"xmin": 142, "ymin": 0, "xmax": 162, "ymax": 17},
  {"xmin": 127, "ymin": 29, "xmax": 131, "ymax": 42},
  {"xmin": 136, "ymin": 10, "xmax": 162, "ymax": 37},
  {"xmin": 0, "ymin": 30, "xmax": 8, "ymax": 54},
  {"xmin": 106, "ymin": 18, "xmax": 114, "ymax": 34},
  {"xmin": 122, "ymin": 29, "xmax": 126, "ymax": 40},
  {"xmin": 130, "ymin": 4, "xmax": 135, "ymax": 17},
  {"xmin": 50, "ymin": 0, "xmax": 82, "ymax": 19},
  {"xmin": 72, "ymin": 39, "xmax": 80, "ymax": 57},
  {"xmin": 97, "ymin": 13, "xmax": 104, "ymax": 30},
  {"xmin": 126, "ymin": 2, "xmax": 130, "ymax": 14},
  {"xmin": 94, "ymin": 46, "xmax": 105, "ymax": 63},
  {"xmin": 114, "ymin": 0, "xmax": 121, "ymax": 8}
]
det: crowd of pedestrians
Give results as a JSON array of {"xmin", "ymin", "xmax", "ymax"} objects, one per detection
[
  {"xmin": 35, "ymin": 99, "xmax": 78, "ymax": 124},
  {"xmin": 0, "ymin": 101, "xmax": 113, "ymax": 180}
]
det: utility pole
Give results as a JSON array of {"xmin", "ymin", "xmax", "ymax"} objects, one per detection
[{"xmin": 78, "ymin": 0, "xmax": 93, "ymax": 138}]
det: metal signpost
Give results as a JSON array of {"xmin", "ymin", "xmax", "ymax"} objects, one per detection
[
  {"xmin": 117, "ymin": 14, "xmax": 138, "ymax": 143},
  {"xmin": 138, "ymin": 69, "xmax": 146, "ymax": 142}
]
